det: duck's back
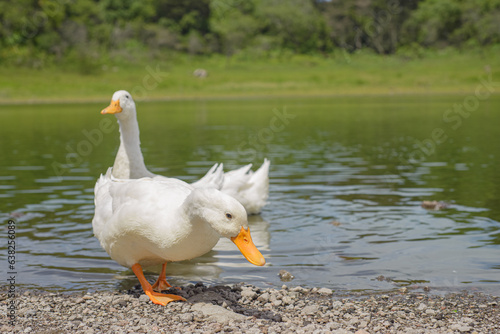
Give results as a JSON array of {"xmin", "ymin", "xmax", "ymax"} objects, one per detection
[{"xmin": 92, "ymin": 170, "xmax": 195, "ymax": 266}]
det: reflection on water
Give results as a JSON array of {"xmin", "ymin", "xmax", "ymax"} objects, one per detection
[{"xmin": 0, "ymin": 95, "xmax": 499, "ymax": 294}]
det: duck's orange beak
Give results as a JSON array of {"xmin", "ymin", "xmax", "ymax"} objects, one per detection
[
  {"xmin": 101, "ymin": 99, "xmax": 122, "ymax": 114},
  {"xmin": 231, "ymin": 227, "xmax": 266, "ymax": 266}
]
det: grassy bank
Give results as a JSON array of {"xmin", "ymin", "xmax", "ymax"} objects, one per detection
[{"xmin": 1, "ymin": 47, "xmax": 499, "ymax": 104}]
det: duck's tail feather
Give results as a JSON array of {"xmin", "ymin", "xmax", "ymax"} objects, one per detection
[{"xmin": 191, "ymin": 163, "xmax": 225, "ymax": 190}]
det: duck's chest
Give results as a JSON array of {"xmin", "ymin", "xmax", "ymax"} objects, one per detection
[{"xmin": 161, "ymin": 225, "xmax": 221, "ymax": 262}]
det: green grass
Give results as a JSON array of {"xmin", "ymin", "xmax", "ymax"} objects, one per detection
[{"xmin": 0, "ymin": 47, "xmax": 499, "ymax": 104}]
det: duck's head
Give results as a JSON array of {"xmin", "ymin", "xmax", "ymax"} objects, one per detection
[
  {"xmin": 188, "ymin": 188, "xmax": 266, "ymax": 266},
  {"xmin": 101, "ymin": 90, "xmax": 136, "ymax": 121}
]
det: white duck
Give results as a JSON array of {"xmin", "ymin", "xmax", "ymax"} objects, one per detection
[
  {"xmin": 221, "ymin": 161, "xmax": 270, "ymax": 214},
  {"xmin": 101, "ymin": 90, "xmax": 270, "ymax": 214},
  {"xmin": 93, "ymin": 168, "xmax": 265, "ymax": 306}
]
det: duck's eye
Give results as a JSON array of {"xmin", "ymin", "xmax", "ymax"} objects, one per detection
[
  {"xmin": 226, "ymin": 213, "xmax": 233, "ymax": 219},
  {"xmin": 125, "ymin": 95, "xmax": 130, "ymax": 99}
]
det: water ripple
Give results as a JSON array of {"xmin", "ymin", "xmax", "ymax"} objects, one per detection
[{"xmin": 1, "ymin": 96, "xmax": 499, "ymax": 294}]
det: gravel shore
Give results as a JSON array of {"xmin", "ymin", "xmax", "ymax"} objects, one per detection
[{"xmin": 2, "ymin": 283, "xmax": 499, "ymax": 333}]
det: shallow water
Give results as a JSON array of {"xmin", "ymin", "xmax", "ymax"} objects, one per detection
[{"xmin": 1, "ymin": 95, "xmax": 499, "ymax": 294}]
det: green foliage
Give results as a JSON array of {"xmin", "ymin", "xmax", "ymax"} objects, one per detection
[
  {"xmin": 2, "ymin": 47, "xmax": 499, "ymax": 103},
  {"xmin": 403, "ymin": 0, "xmax": 462, "ymax": 46},
  {"xmin": 210, "ymin": 8, "xmax": 261, "ymax": 57},
  {"xmin": 318, "ymin": 0, "xmax": 419, "ymax": 54},
  {"xmin": 154, "ymin": 0, "xmax": 210, "ymax": 34},
  {"xmin": 97, "ymin": 0, "xmax": 156, "ymax": 23},
  {"xmin": 403, "ymin": 0, "xmax": 500, "ymax": 47},
  {"xmin": 255, "ymin": 0, "xmax": 329, "ymax": 53},
  {"xmin": 459, "ymin": 0, "xmax": 500, "ymax": 45},
  {"xmin": 0, "ymin": 0, "xmax": 499, "ymax": 68}
]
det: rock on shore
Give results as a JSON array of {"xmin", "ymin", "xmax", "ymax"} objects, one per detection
[{"xmin": 1, "ymin": 283, "xmax": 499, "ymax": 333}]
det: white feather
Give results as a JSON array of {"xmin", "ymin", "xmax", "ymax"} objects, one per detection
[
  {"xmin": 102, "ymin": 90, "xmax": 270, "ymax": 214},
  {"xmin": 92, "ymin": 171, "xmax": 249, "ymax": 268}
]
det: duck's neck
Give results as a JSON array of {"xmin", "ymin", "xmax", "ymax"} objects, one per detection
[
  {"xmin": 149, "ymin": 203, "xmax": 221, "ymax": 262},
  {"xmin": 112, "ymin": 115, "xmax": 153, "ymax": 179}
]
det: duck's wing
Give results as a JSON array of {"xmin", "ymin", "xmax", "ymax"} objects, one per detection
[
  {"xmin": 92, "ymin": 168, "xmax": 116, "ymax": 240},
  {"xmin": 92, "ymin": 169, "xmax": 192, "ymax": 239},
  {"xmin": 92, "ymin": 170, "xmax": 195, "ymax": 268},
  {"xmin": 238, "ymin": 159, "xmax": 270, "ymax": 214},
  {"xmin": 190, "ymin": 163, "xmax": 224, "ymax": 190},
  {"xmin": 220, "ymin": 159, "xmax": 270, "ymax": 215},
  {"xmin": 221, "ymin": 163, "xmax": 253, "ymax": 196}
]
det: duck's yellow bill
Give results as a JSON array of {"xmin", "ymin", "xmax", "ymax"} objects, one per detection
[
  {"xmin": 231, "ymin": 227, "xmax": 265, "ymax": 266},
  {"xmin": 101, "ymin": 99, "xmax": 122, "ymax": 114}
]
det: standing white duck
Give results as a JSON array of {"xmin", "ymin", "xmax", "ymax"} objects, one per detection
[
  {"xmin": 93, "ymin": 168, "xmax": 265, "ymax": 306},
  {"xmin": 101, "ymin": 90, "xmax": 270, "ymax": 214}
]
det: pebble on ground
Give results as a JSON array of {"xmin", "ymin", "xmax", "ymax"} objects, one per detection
[{"xmin": 1, "ymin": 283, "xmax": 499, "ymax": 333}]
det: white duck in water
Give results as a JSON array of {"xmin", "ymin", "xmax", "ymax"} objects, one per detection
[
  {"xmin": 92, "ymin": 168, "xmax": 265, "ymax": 305},
  {"xmin": 101, "ymin": 90, "xmax": 270, "ymax": 214}
]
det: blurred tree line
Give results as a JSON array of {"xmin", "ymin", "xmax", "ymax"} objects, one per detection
[{"xmin": 1, "ymin": 0, "xmax": 499, "ymax": 68}]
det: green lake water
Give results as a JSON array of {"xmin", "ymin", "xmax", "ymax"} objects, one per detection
[{"xmin": 1, "ymin": 94, "xmax": 499, "ymax": 294}]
